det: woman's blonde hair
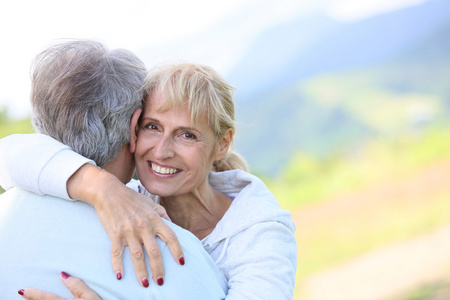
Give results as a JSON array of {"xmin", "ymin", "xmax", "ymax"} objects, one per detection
[{"xmin": 144, "ymin": 63, "xmax": 248, "ymax": 172}]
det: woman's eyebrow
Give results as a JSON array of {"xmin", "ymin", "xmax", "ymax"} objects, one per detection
[
  {"xmin": 140, "ymin": 117, "xmax": 160, "ymax": 124},
  {"xmin": 178, "ymin": 126, "xmax": 200, "ymax": 132}
]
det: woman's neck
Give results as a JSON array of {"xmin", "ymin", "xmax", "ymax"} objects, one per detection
[{"xmin": 160, "ymin": 186, "xmax": 232, "ymax": 240}]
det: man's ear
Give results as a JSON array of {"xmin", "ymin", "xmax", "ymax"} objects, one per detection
[
  {"xmin": 215, "ymin": 128, "xmax": 233, "ymax": 161},
  {"xmin": 129, "ymin": 108, "xmax": 142, "ymax": 153}
]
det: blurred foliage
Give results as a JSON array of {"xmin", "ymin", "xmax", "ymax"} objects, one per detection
[
  {"xmin": 0, "ymin": 110, "xmax": 33, "ymax": 193},
  {"xmin": 266, "ymin": 125, "xmax": 450, "ymax": 211},
  {"xmin": 0, "ymin": 109, "xmax": 32, "ymax": 137}
]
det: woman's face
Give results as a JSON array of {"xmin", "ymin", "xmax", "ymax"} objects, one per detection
[{"xmin": 134, "ymin": 90, "xmax": 221, "ymax": 197}]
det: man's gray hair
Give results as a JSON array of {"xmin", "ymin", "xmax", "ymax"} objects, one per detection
[{"xmin": 31, "ymin": 40, "xmax": 147, "ymax": 166}]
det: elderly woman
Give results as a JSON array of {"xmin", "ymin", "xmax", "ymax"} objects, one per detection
[{"xmin": 1, "ymin": 63, "xmax": 297, "ymax": 299}]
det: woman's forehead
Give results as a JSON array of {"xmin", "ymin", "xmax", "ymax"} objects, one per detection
[{"xmin": 144, "ymin": 89, "xmax": 210, "ymax": 127}]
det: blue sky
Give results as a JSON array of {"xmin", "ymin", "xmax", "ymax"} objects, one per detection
[{"xmin": 0, "ymin": 0, "xmax": 428, "ymax": 119}]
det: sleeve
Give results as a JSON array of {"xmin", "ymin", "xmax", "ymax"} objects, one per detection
[
  {"xmin": 0, "ymin": 133, "xmax": 95, "ymax": 200},
  {"xmin": 224, "ymin": 222, "xmax": 297, "ymax": 300}
]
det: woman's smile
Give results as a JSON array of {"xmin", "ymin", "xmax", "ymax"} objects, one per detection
[{"xmin": 149, "ymin": 161, "xmax": 181, "ymax": 176}]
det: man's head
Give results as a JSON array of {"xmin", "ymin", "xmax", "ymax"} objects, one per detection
[{"xmin": 31, "ymin": 39, "xmax": 147, "ymax": 167}]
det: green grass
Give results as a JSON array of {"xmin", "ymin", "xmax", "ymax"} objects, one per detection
[
  {"xmin": 296, "ymin": 192, "xmax": 450, "ymax": 279},
  {"xmin": 267, "ymin": 126, "xmax": 450, "ymax": 211},
  {"xmin": 290, "ymin": 165, "xmax": 450, "ymax": 299},
  {"xmin": 0, "ymin": 115, "xmax": 33, "ymax": 137}
]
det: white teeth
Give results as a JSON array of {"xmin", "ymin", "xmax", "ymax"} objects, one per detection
[{"xmin": 151, "ymin": 163, "xmax": 179, "ymax": 175}]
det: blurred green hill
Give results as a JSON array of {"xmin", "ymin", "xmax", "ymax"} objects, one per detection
[{"xmin": 230, "ymin": 0, "xmax": 450, "ymax": 176}]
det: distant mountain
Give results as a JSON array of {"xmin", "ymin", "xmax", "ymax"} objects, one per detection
[
  {"xmin": 229, "ymin": 0, "xmax": 450, "ymax": 99},
  {"xmin": 229, "ymin": 0, "xmax": 450, "ymax": 176}
]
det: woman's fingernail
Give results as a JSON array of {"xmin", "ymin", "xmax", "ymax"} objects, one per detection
[
  {"xmin": 157, "ymin": 277, "xmax": 164, "ymax": 286},
  {"xmin": 179, "ymin": 255, "xmax": 185, "ymax": 265},
  {"xmin": 18, "ymin": 289, "xmax": 25, "ymax": 296},
  {"xmin": 142, "ymin": 277, "xmax": 149, "ymax": 288},
  {"xmin": 61, "ymin": 271, "xmax": 71, "ymax": 279},
  {"xmin": 116, "ymin": 271, "xmax": 122, "ymax": 280}
]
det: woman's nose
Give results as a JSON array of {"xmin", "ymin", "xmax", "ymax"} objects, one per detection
[{"xmin": 153, "ymin": 136, "xmax": 175, "ymax": 159}]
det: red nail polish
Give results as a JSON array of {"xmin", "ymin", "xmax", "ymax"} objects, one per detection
[
  {"xmin": 142, "ymin": 277, "xmax": 149, "ymax": 288},
  {"xmin": 157, "ymin": 277, "xmax": 164, "ymax": 286},
  {"xmin": 179, "ymin": 256, "xmax": 185, "ymax": 265},
  {"xmin": 61, "ymin": 271, "xmax": 71, "ymax": 279},
  {"xmin": 18, "ymin": 289, "xmax": 25, "ymax": 296},
  {"xmin": 116, "ymin": 271, "xmax": 122, "ymax": 280}
]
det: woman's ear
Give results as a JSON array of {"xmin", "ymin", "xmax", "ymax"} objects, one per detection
[
  {"xmin": 215, "ymin": 128, "xmax": 233, "ymax": 161},
  {"xmin": 129, "ymin": 108, "xmax": 142, "ymax": 154}
]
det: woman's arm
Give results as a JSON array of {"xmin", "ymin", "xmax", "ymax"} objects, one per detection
[
  {"xmin": 0, "ymin": 134, "xmax": 94, "ymax": 198},
  {"xmin": 0, "ymin": 133, "xmax": 185, "ymax": 286}
]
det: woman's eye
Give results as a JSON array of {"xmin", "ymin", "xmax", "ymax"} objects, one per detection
[
  {"xmin": 182, "ymin": 132, "xmax": 197, "ymax": 140},
  {"xmin": 146, "ymin": 124, "xmax": 158, "ymax": 130}
]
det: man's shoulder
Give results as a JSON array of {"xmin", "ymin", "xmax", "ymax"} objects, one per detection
[{"xmin": 0, "ymin": 187, "xmax": 94, "ymax": 214}]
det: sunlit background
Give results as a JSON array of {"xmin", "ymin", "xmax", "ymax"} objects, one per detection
[{"xmin": 1, "ymin": 0, "xmax": 449, "ymax": 299}]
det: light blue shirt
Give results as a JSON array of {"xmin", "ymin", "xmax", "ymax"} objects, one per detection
[{"xmin": 0, "ymin": 187, "xmax": 227, "ymax": 299}]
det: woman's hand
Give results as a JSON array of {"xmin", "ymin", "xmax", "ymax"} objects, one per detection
[
  {"xmin": 19, "ymin": 272, "xmax": 101, "ymax": 300},
  {"xmin": 66, "ymin": 164, "xmax": 185, "ymax": 287}
]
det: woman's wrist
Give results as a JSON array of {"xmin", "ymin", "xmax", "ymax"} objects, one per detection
[{"xmin": 67, "ymin": 163, "xmax": 120, "ymax": 207}]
